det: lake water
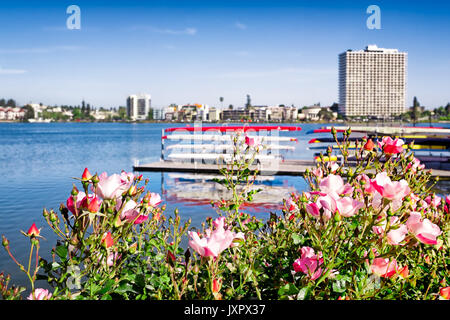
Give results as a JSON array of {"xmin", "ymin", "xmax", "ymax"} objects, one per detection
[{"xmin": 1, "ymin": 122, "xmax": 449, "ymax": 290}]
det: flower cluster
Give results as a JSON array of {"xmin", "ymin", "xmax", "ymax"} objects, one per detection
[{"xmin": 1, "ymin": 129, "xmax": 449, "ymax": 300}]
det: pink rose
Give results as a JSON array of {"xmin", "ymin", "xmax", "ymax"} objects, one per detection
[
  {"xmin": 312, "ymin": 167, "xmax": 323, "ymax": 180},
  {"xmin": 120, "ymin": 200, "xmax": 141, "ymax": 224},
  {"xmin": 407, "ymin": 158, "xmax": 425, "ymax": 173},
  {"xmin": 425, "ymin": 195, "xmax": 441, "ymax": 208},
  {"xmin": 306, "ymin": 202, "xmax": 321, "ymax": 217},
  {"xmin": 387, "ymin": 224, "xmax": 408, "ymax": 245},
  {"xmin": 319, "ymin": 174, "xmax": 353, "ymax": 199},
  {"xmin": 95, "ymin": 171, "xmax": 134, "ymax": 200},
  {"xmin": 285, "ymin": 197, "xmax": 299, "ymax": 212},
  {"xmin": 445, "ymin": 195, "xmax": 450, "ymax": 206},
  {"xmin": 370, "ymin": 257, "xmax": 398, "ymax": 278},
  {"xmin": 148, "ymin": 193, "xmax": 162, "ymax": 207},
  {"xmin": 357, "ymin": 174, "xmax": 377, "ymax": 194},
  {"xmin": 188, "ymin": 217, "xmax": 240, "ymax": 258},
  {"xmin": 378, "ymin": 136, "xmax": 404, "ymax": 155},
  {"xmin": 27, "ymin": 288, "xmax": 52, "ymax": 300},
  {"xmin": 106, "ymin": 251, "xmax": 121, "ymax": 266},
  {"xmin": 327, "ymin": 161, "xmax": 339, "ymax": 173},
  {"xmin": 245, "ymin": 136, "xmax": 261, "ymax": 147},
  {"xmin": 336, "ymin": 197, "xmax": 364, "ymax": 217},
  {"xmin": 67, "ymin": 192, "xmax": 101, "ymax": 215},
  {"xmin": 305, "ymin": 195, "xmax": 335, "ymax": 221},
  {"xmin": 293, "ymin": 247, "xmax": 323, "ymax": 281},
  {"xmin": 66, "ymin": 191, "xmax": 87, "ymax": 215},
  {"xmin": 406, "ymin": 211, "xmax": 442, "ymax": 245},
  {"xmin": 372, "ymin": 172, "xmax": 410, "ymax": 201}
]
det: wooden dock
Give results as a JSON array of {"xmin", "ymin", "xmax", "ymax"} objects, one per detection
[{"xmin": 133, "ymin": 159, "xmax": 450, "ymax": 179}]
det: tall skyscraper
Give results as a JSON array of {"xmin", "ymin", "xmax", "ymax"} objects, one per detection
[
  {"xmin": 127, "ymin": 94, "xmax": 151, "ymax": 120},
  {"xmin": 338, "ymin": 45, "xmax": 407, "ymax": 118}
]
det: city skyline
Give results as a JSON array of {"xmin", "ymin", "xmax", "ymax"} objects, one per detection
[{"xmin": 0, "ymin": 0, "xmax": 449, "ymax": 109}]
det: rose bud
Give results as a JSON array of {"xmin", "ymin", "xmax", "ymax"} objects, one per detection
[
  {"xmin": 101, "ymin": 232, "xmax": 114, "ymax": 249},
  {"xmin": 128, "ymin": 185, "xmax": 137, "ymax": 196},
  {"xmin": 364, "ymin": 139, "xmax": 375, "ymax": 151},
  {"xmin": 81, "ymin": 168, "xmax": 93, "ymax": 181},
  {"xmin": 27, "ymin": 223, "xmax": 40, "ymax": 237},
  {"xmin": 2, "ymin": 235, "xmax": 9, "ymax": 248},
  {"xmin": 91, "ymin": 174, "xmax": 99, "ymax": 185},
  {"xmin": 87, "ymin": 197, "xmax": 101, "ymax": 213},
  {"xmin": 439, "ymin": 287, "xmax": 450, "ymax": 300}
]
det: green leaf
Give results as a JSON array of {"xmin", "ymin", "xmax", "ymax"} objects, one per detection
[
  {"xmin": 55, "ymin": 245, "xmax": 68, "ymax": 261},
  {"xmin": 292, "ymin": 233, "xmax": 303, "ymax": 245},
  {"xmin": 98, "ymin": 279, "xmax": 115, "ymax": 295},
  {"xmin": 135, "ymin": 274, "xmax": 145, "ymax": 288},
  {"xmin": 332, "ymin": 280, "xmax": 347, "ymax": 293},
  {"xmin": 277, "ymin": 283, "xmax": 298, "ymax": 297},
  {"xmin": 115, "ymin": 281, "xmax": 137, "ymax": 294},
  {"xmin": 297, "ymin": 286, "xmax": 312, "ymax": 300}
]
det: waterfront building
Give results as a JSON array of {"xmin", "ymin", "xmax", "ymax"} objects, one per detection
[
  {"xmin": 253, "ymin": 106, "xmax": 269, "ymax": 122},
  {"xmin": 221, "ymin": 108, "xmax": 252, "ymax": 121},
  {"xmin": 127, "ymin": 94, "xmax": 151, "ymax": 121},
  {"xmin": 281, "ymin": 106, "xmax": 298, "ymax": 122},
  {"xmin": 28, "ymin": 103, "xmax": 47, "ymax": 119},
  {"xmin": 267, "ymin": 106, "xmax": 284, "ymax": 121},
  {"xmin": 0, "ymin": 107, "xmax": 25, "ymax": 120},
  {"xmin": 153, "ymin": 108, "xmax": 165, "ymax": 120},
  {"xmin": 301, "ymin": 105, "xmax": 322, "ymax": 121},
  {"xmin": 338, "ymin": 45, "xmax": 407, "ymax": 118},
  {"xmin": 208, "ymin": 107, "xmax": 221, "ymax": 122}
]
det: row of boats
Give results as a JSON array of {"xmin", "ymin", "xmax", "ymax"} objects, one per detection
[
  {"xmin": 306, "ymin": 125, "xmax": 450, "ymax": 169},
  {"xmin": 152, "ymin": 124, "xmax": 450, "ymax": 211},
  {"xmin": 160, "ymin": 124, "xmax": 450, "ymax": 165}
]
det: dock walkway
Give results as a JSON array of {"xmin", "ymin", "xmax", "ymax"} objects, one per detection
[{"xmin": 133, "ymin": 159, "xmax": 450, "ymax": 179}]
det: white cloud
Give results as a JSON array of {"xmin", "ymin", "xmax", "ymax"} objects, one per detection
[
  {"xmin": 0, "ymin": 46, "xmax": 83, "ymax": 54},
  {"xmin": 0, "ymin": 67, "xmax": 27, "ymax": 74},
  {"xmin": 128, "ymin": 26, "xmax": 197, "ymax": 35},
  {"xmin": 235, "ymin": 22, "xmax": 247, "ymax": 30}
]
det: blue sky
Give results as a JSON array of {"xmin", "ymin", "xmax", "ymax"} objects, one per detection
[{"xmin": 0, "ymin": 0, "xmax": 449, "ymax": 109}]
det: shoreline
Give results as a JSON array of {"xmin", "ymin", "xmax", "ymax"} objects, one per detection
[{"xmin": 2, "ymin": 120, "xmax": 450, "ymax": 125}]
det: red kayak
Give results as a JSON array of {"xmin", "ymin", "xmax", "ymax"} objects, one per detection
[{"xmin": 165, "ymin": 125, "xmax": 302, "ymax": 133}]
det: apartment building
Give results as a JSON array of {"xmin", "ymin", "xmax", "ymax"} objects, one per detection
[{"xmin": 338, "ymin": 45, "xmax": 407, "ymax": 118}]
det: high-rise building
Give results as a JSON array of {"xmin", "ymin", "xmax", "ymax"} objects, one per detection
[
  {"xmin": 127, "ymin": 94, "xmax": 151, "ymax": 120},
  {"xmin": 338, "ymin": 45, "xmax": 407, "ymax": 118}
]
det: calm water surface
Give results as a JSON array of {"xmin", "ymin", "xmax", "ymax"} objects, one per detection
[
  {"xmin": 0, "ymin": 122, "xmax": 314, "ymax": 289},
  {"xmin": 1, "ymin": 122, "xmax": 449, "ymax": 290}
]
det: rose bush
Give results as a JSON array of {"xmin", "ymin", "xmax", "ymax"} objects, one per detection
[{"xmin": 0, "ymin": 128, "xmax": 449, "ymax": 300}]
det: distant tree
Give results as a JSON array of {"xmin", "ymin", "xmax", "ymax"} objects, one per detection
[
  {"xmin": 118, "ymin": 106, "xmax": 127, "ymax": 119},
  {"xmin": 72, "ymin": 107, "xmax": 82, "ymax": 120},
  {"xmin": 228, "ymin": 104, "xmax": 233, "ymax": 110},
  {"xmin": 318, "ymin": 108, "xmax": 334, "ymax": 121},
  {"xmin": 245, "ymin": 94, "xmax": 251, "ymax": 110},
  {"xmin": 446, "ymin": 103, "xmax": 450, "ymax": 115},
  {"xmin": 147, "ymin": 108, "xmax": 154, "ymax": 120},
  {"xmin": 81, "ymin": 100, "xmax": 86, "ymax": 117},
  {"xmin": 330, "ymin": 102, "xmax": 339, "ymax": 113},
  {"xmin": 0, "ymin": 99, "xmax": 5, "ymax": 106},
  {"xmin": 219, "ymin": 97, "xmax": 224, "ymax": 109},
  {"xmin": 412, "ymin": 96, "xmax": 421, "ymax": 125},
  {"xmin": 6, "ymin": 99, "xmax": 16, "ymax": 107},
  {"xmin": 23, "ymin": 104, "xmax": 35, "ymax": 121},
  {"xmin": 86, "ymin": 103, "xmax": 91, "ymax": 116}
]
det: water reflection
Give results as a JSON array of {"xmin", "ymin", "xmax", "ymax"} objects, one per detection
[{"xmin": 162, "ymin": 172, "xmax": 297, "ymax": 214}]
